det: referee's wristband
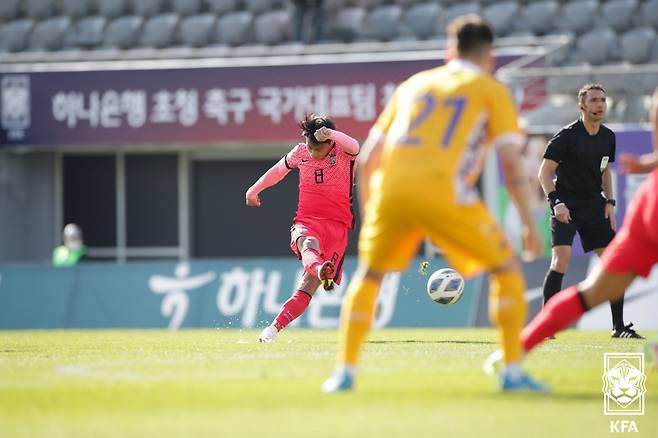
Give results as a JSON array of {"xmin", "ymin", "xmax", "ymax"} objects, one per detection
[{"xmin": 547, "ymin": 191, "xmax": 562, "ymax": 209}]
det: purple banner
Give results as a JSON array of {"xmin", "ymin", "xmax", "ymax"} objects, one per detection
[{"xmin": 1, "ymin": 54, "xmax": 525, "ymax": 147}]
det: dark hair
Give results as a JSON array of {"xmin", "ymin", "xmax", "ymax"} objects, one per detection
[
  {"xmin": 299, "ymin": 114, "xmax": 336, "ymax": 146},
  {"xmin": 447, "ymin": 14, "xmax": 494, "ymax": 57},
  {"xmin": 578, "ymin": 83, "xmax": 606, "ymax": 104}
]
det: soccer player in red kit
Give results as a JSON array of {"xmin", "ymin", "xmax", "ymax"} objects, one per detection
[
  {"xmin": 502, "ymin": 88, "xmax": 658, "ymax": 356},
  {"xmin": 246, "ymin": 114, "xmax": 360, "ymax": 343}
]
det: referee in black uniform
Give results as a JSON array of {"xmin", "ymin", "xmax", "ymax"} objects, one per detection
[{"xmin": 538, "ymin": 83, "xmax": 643, "ymax": 339}]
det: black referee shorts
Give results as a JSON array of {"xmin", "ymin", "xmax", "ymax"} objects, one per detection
[{"xmin": 551, "ymin": 197, "xmax": 616, "ymax": 253}]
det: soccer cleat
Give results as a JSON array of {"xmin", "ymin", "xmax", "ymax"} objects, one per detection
[
  {"xmin": 318, "ymin": 261, "xmax": 335, "ymax": 291},
  {"xmin": 500, "ymin": 371, "xmax": 550, "ymax": 393},
  {"xmin": 258, "ymin": 325, "xmax": 278, "ymax": 343},
  {"xmin": 611, "ymin": 323, "xmax": 645, "ymax": 339},
  {"xmin": 321, "ymin": 370, "xmax": 354, "ymax": 393}
]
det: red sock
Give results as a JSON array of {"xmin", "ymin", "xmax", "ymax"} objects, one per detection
[
  {"xmin": 522, "ymin": 286, "xmax": 586, "ymax": 352},
  {"xmin": 273, "ymin": 291, "xmax": 312, "ymax": 331},
  {"xmin": 301, "ymin": 248, "xmax": 322, "ymax": 278}
]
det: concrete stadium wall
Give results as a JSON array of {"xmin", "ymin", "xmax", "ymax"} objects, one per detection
[{"xmin": 0, "ymin": 152, "xmax": 55, "ymax": 262}]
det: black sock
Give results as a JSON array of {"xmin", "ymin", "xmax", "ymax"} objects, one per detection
[
  {"xmin": 542, "ymin": 270, "xmax": 564, "ymax": 305},
  {"xmin": 610, "ymin": 295, "xmax": 625, "ymax": 330}
]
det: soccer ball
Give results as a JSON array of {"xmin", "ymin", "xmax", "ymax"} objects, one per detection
[{"xmin": 427, "ymin": 268, "xmax": 465, "ymax": 305}]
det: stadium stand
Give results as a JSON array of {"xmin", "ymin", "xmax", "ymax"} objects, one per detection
[
  {"xmin": 0, "ymin": 0, "xmax": 655, "ymax": 61},
  {"xmin": 1, "ymin": 0, "xmax": 657, "ymax": 124}
]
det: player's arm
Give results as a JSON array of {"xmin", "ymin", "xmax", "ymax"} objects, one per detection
[
  {"xmin": 538, "ymin": 158, "xmax": 570, "ymax": 224},
  {"xmin": 245, "ymin": 157, "xmax": 291, "ymax": 207},
  {"xmin": 487, "ymin": 82, "xmax": 542, "ymax": 259},
  {"xmin": 620, "ymin": 87, "xmax": 658, "ymax": 173},
  {"xmin": 498, "ymin": 141, "xmax": 543, "ymax": 260},
  {"xmin": 601, "ymin": 165, "xmax": 617, "ymax": 230},
  {"xmin": 314, "ymin": 127, "xmax": 360, "ymax": 155}
]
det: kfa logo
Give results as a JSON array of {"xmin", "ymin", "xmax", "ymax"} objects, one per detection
[
  {"xmin": 1, "ymin": 75, "xmax": 30, "ymax": 140},
  {"xmin": 602, "ymin": 352, "xmax": 646, "ymax": 415}
]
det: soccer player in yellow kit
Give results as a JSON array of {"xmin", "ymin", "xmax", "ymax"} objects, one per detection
[{"xmin": 322, "ymin": 15, "xmax": 546, "ymax": 393}]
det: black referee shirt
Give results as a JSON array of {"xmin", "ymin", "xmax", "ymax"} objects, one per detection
[{"xmin": 543, "ymin": 119, "xmax": 615, "ymax": 200}]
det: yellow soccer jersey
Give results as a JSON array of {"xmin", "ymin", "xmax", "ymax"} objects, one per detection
[{"xmin": 370, "ymin": 59, "xmax": 524, "ymax": 204}]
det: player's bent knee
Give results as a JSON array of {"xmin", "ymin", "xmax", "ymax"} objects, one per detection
[{"xmin": 299, "ymin": 236, "xmax": 320, "ymax": 253}]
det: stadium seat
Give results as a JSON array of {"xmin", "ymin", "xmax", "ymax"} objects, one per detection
[
  {"xmin": 134, "ymin": 0, "xmax": 166, "ymax": 17},
  {"xmin": 403, "ymin": 2, "xmax": 442, "ymax": 40},
  {"xmin": 482, "ymin": 1, "xmax": 519, "ymax": 37},
  {"xmin": 62, "ymin": 0, "xmax": 92, "ymax": 19},
  {"xmin": 254, "ymin": 10, "xmax": 292, "ymax": 45},
  {"xmin": 557, "ymin": 0, "xmax": 598, "ymax": 35},
  {"xmin": 363, "ymin": 5, "xmax": 403, "ymax": 42},
  {"xmin": 576, "ymin": 28, "xmax": 617, "ymax": 65},
  {"xmin": 180, "ymin": 13, "xmax": 216, "ymax": 47},
  {"xmin": 543, "ymin": 30, "xmax": 575, "ymax": 66},
  {"xmin": 0, "ymin": 0, "xmax": 22, "ymax": 22},
  {"xmin": 172, "ymin": 0, "xmax": 203, "ymax": 16},
  {"xmin": 620, "ymin": 27, "xmax": 656, "ymax": 64},
  {"xmin": 602, "ymin": 0, "xmax": 638, "ymax": 33},
  {"xmin": 0, "ymin": 19, "xmax": 35, "ymax": 52},
  {"xmin": 139, "ymin": 14, "xmax": 180, "ymax": 48},
  {"xmin": 206, "ymin": 0, "xmax": 240, "ymax": 15},
  {"xmin": 98, "ymin": 0, "xmax": 128, "ymax": 19},
  {"xmin": 521, "ymin": 0, "xmax": 560, "ymax": 36},
  {"xmin": 29, "ymin": 16, "xmax": 71, "ymax": 51},
  {"xmin": 103, "ymin": 15, "xmax": 144, "ymax": 49},
  {"xmin": 438, "ymin": 3, "xmax": 481, "ymax": 36},
  {"xmin": 330, "ymin": 7, "xmax": 367, "ymax": 43},
  {"xmin": 64, "ymin": 16, "xmax": 107, "ymax": 49},
  {"xmin": 26, "ymin": 0, "xmax": 55, "ymax": 20},
  {"xmin": 245, "ymin": 0, "xmax": 278, "ymax": 15},
  {"xmin": 640, "ymin": 0, "xmax": 658, "ymax": 28},
  {"xmin": 215, "ymin": 11, "xmax": 254, "ymax": 46}
]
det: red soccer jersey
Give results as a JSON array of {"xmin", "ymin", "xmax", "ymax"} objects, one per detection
[{"xmin": 284, "ymin": 143, "xmax": 357, "ymax": 228}]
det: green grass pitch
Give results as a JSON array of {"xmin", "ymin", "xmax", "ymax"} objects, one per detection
[{"xmin": 1, "ymin": 329, "xmax": 657, "ymax": 438}]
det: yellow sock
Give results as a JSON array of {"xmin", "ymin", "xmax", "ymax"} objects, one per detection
[
  {"xmin": 488, "ymin": 271, "xmax": 527, "ymax": 364},
  {"xmin": 338, "ymin": 274, "xmax": 380, "ymax": 366}
]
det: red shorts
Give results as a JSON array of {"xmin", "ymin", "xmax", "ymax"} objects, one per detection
[
  {"xmin": 290, "ymin": 217, "xmax": 348, "ymax": 284},
  {"xmin": 601, "ymin": 169, "xmax": 658, "ymax": 278}
]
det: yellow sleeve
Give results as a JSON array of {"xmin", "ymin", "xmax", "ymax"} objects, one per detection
[{"xmin": 486, "ymin": 81, "xmax": 524, "ymax": 148}]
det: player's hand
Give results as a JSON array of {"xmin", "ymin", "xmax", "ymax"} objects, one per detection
[
  {"xmin": 605, "ymin": 203, "xmax": 617, "ymax": 231},
  {"xmin": 245, "ymin": 191, "xmax": 261, "ymax": 207},
  {"xmin": 314, "ymin": 127, "xmax": 332, "ymax": 143},
  {"xmin": 619, "ymin": 152, "xmax": 658, "ymax": 174},
  {"xmin": 619, "ymin": 153, "xmax": 643, "ymax": 173},
  {"xmin": 553, "ymin": 203, "xmax": 571, "ymax": 223},
  {"xmin": 521, "ymin": 225, "xmax": 543, "ymax": 262}
]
